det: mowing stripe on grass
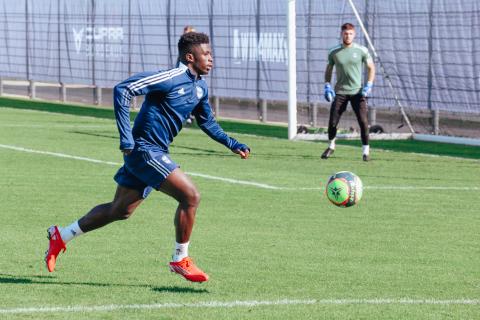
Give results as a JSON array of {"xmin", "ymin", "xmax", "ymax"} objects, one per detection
[
  {"xmin": 0, "ymin": 298, "xmax": 478, "ymax": 314},
  {"xmin": 1, "ymin": 143, "xmax": 479, "ymax": 191},
  {"xmin": 1, "ymin": 124, "xmax": 113, "ymax": 128}
]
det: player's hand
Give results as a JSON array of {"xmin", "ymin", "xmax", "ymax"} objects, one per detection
[
  {"xmin": 361, "ymin": 82, "xmax": 373, "ymax": 97},
  {"xmin": 324, "ymin": 83, "xmax": 335, "ymax": 102},
  {"xmin": 121, "ymin": 149, "xmax": 133, "ymax": 156},
  {"xmin": 233, "ymin": 145, "xmax": 250, "ymax": 159},
  {"xmin": 238, "ymin": 149, "xmax": 250, "ymax": 159}
]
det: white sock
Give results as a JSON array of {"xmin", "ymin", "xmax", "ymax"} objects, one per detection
[
  {"xmin": 172, "ymin": 241, "xmax": 189, "ymax": 262},
  {"xmin": 329, "ymin": 139, "xmax": 336, "ymax": 150},
  {"xmin": 60, "ymin": 221, "xmax": 84, "ymax": 243},
  {"xmin": 362, "ymin": 145, "xmax": 370, "ymax": 155}
]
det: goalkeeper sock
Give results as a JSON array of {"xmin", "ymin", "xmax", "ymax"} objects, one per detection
[
  {"xmin": 329, "ymin": 139, "xmax": 336, "ymax": 150},
  {"xmin": 362, "ymin": 145, "xmax": 370, "ymax": 155},
  {"xmin": 172, "ymin": 241, "xmax": 189, "ymax": 262},
  {"xmin": 60, "ymin": 220, "xmax": 84, "ymax": 243}
]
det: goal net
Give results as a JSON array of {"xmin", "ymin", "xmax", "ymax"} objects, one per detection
[
  {"xmin": 0, "ymin": 0, "xmax": 478, "ymax": 145},
  {"xmin": 290, "ymin": 0, "xmax": 480, "ymax": 144}
]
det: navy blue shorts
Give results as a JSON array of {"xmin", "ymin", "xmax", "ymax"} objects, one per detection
[{"xmin": 114, "ymin": 148, "xmax": 178, "ymax": 198}]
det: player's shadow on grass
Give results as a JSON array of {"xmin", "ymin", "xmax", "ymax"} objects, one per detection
[
  {"xmin": 0, "ymin": 274, "xmax": 122, "ymax": 287},
  {"xmin": 67, "ymin": 132, "xmax": 229, "ymax": 157},
  {"xmin": 70, "ymin": 130, "xmax": 118, "ymax": 140},
  {"xmin": 151, "ymin": 286, "xmax": 208, "ymax": 294},
  {"xmin": 251, "ymin": 152, "xmax": 330, "ymax": 160},
  {"xmin": 0, "ymin": 274, "xmax": 207, "ymax": 293},
  {"xmin": 170, "ymin": 144, "xmax": 229, "ymax": 157}
]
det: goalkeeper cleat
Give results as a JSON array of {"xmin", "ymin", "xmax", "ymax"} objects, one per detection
[
  {"xmin": 321, "ymin": 147, "xmax": 335, "ymax": 159},
  {"xmin": 45, "ymin": 226, "xmax": 66, "ymax": 272},
  {"xmin": 169, "ymin": 257, "xmax": 209, "ymax": 282},
  {"xmin": 363, "ymin": 154, "xmax": 370, "ymax": 162}
]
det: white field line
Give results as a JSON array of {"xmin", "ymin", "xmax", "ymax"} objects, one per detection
[
  {"xmin": 0, "ymin": 144, "xmax": 121, "ymax": 166},
  {"xmin": 0, "ymin": 144, "xmax": 279, "ymax": 190},
  {"xmin": 283, "ymin": 186, "xmax": 480, "ymax": 191},
  {"xmin": 0, "ymin": 298, "xmax": 478, "ymax": 315},
  {"xmin": 1, "ymin": 143, "xmax": 479, "ymax": 191},
  {"xmin": 365, "ymin": 186, "xmax": 480, "ymax": 190},
  {"xmin": 185, "ymin": 172, "xmax": 281, "ymax": 189}
]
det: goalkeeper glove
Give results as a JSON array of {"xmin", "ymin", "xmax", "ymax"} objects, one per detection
[
  {"xmin": 324, "ymin": 83, "xmax": 335, "ymax": 102},
  {"xmin": 361, "ymin": 82, "xmax": 373, "ymax": 97}
]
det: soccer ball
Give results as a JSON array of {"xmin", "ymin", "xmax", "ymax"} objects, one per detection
[{"xmin": 326, "ymin": 171, "xmax": 363, "ymax": 207}]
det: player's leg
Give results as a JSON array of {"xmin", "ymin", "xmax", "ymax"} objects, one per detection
[
  {"xmin": 45, "ymin": 148, "xmax": 162, "ymax": 272},
  {"xmin": 159, "ymin": 170, "xmax": 200, "ymax": 244},
  {"xmin": 45, "ymin": 185, "xmax": 144, "ymax": 272},
  {"xmin": 78, "ymin": 185, "xmax": 144, "ymax": 232},
  {"xmin": 322, "ymin": 94, "xmax": 349, "ymax": 159},
  {"xmin": 159, "ymin": 168, "xmax": 200, "ymax": 243},
  {"xmin": 158, "ymin": 168, "xmax": 208, "ymax": 282},
  {"xmin": 351, "ymin": 94, "xmax": 370, "ymax": 161},
  {"xmin": 45, "ymin": 184, "xmax": 145, "ymax": 272}
]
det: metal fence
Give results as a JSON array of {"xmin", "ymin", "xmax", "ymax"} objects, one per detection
[{"xmin": 1, "ymin": 0, "xmax": 479, "ymax": 117}]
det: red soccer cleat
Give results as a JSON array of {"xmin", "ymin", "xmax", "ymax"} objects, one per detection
[
  {"xmin": 169, "ymin": 257, "xmax": 209, "ymax": 282},
  {"xmin": 45, "ymin": 226, "xmax": 66, "ymax": 272}
]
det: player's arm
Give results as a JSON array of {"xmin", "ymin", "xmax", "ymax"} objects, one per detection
[
  {"xmin": 366, "ymin": 60, "xmax": 375, "ymax": 84},
  {"xmin": 113, "ymin": 71, "xmax": 173, "ymax": 153},
  {"xmin": 192, "ymin": 90, "xmax": 250, "ymax": 159},
  {"xmin": 361, "ymin": 52, "xmax": 376, "ymax": 96},
  {"xmin": 324, "ymin": 63, "xmax": 335, "ymax": 102},
  {"xmin": 324, "ymin": 63, "xmax": 334, "ymax": 84}
]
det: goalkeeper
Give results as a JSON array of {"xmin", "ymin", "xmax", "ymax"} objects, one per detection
[
  {"xmin": 322, "ymin": 23, "xmax": 375, "ymax": 161},
  {"xmin": 44, "ymin": 32, "xmax": 250, "ymax": 282}
]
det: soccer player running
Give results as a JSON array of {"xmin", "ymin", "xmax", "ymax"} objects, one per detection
[
  {"xmin": 322, "ymin": 23, "xmax": 375, "ymax": 161},
  {"xmin": 44, "ymin": 32, "xmax": 250, "ymax": 282}
]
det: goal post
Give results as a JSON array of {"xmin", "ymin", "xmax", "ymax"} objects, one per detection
[{"xmin": 287, "ymin": 0, "xmax": 297, "ymax": 140}]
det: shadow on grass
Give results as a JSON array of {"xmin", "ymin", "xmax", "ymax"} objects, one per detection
[
  {"xmin": 69, "ymin": 132, "xmax": 229, "ymax": 158},
  {"xmin": 0, "ymin": 274, "xmax": 118, "ymax": 287},
  {"xmin": 0, "ymin": 274, "xmax": 208, "ymax": 293},
  {"xmin": 170, "ymin": 144, "xmax": 228, "ymax": 156},
  {"xmin": 151, "ymin": 286, "xmax": 209, "ymax": 294},
  {"xmin": 70, "ymin": 130, "xmax": 118, "ymax": 140}
]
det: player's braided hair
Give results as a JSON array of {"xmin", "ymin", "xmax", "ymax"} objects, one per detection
[{"xmin": 178, "ymin": 32, "xmax": 210, "ymax": 63}]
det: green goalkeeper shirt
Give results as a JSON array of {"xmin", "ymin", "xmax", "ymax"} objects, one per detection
[{"xmin": 328, "ymin": 43, "xmax": 373, "ymax": 95}]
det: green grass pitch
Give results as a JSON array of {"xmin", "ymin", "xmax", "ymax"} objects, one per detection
[{"xmin": 0, "ymin": 104, "xmax": 478, "ymax": 319}]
